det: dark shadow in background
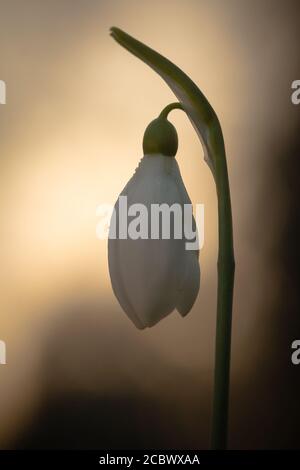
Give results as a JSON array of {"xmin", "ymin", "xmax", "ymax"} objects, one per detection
[
  {"xmin": 231, "ymin": 115, "xmax": 300, "ymax": 449},
  {"xmin": 13, "ymin": 301, "xmax": 210, "ymax": 449}
]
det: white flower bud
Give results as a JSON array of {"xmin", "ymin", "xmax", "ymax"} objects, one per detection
[{"xmin": 108, "ymin": 154, "xmax": 200, "ymax": 329}]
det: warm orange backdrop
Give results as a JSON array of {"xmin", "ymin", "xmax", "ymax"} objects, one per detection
[{"xmin": 0, "ymin": 0, "xmax": 299, "ymax": 448}]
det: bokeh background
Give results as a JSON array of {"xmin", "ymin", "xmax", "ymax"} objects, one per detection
[{"xmin": 0, "ymin": 0, "xmax": 299, "ymax": 449}]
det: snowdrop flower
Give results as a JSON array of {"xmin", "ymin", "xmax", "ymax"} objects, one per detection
[
  {"xmin": 110, "ymin": 27, "xmax": 235, "ymax": 448},
  {"xmin": 108, "ymin": 112, "xmax": 200, "ymax": 329}
]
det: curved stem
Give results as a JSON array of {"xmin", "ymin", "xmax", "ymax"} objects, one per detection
[
  {"xmin": 110, "ymin": 27, "xmax": 235, "ymax": 450},
  {"xmin": 159, "ymin": 102, "xmax": 184, "ymax": 119}
]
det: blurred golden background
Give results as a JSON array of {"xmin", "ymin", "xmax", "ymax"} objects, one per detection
[{"xmin": 0, "ymin": 0, "xmax": 299, "ymax": 448}]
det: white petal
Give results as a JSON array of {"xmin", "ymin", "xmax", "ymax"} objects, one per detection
[
  {"xmin": 108, "ymin": 237, "xmax": 146, "ymax": 329},
  {"xmin": 112, "ymin": 238, "xmax": 184, "ymax": 327},
  {"xmin": 172, "ymin": 161, "xmax": 200, "ymax": 316},
  {"xmin": 176, "ymin": 250, "xmax": 200, "ymax": 316},
  {"xmin": 108, "ymin": 154, "xmax": 200, "ymax": 328}
]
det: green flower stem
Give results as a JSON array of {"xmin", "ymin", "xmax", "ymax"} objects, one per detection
[
  {"xmin": 212, "ymin": 143, "xmax": 235, "ymax": 449},
  {"xmin": 110, "ymin": 27, "xmax": 235, "ymax": 449},
  {"xmin": 159, "ymin": 102, "xmax": 184, "ymax": 119}
]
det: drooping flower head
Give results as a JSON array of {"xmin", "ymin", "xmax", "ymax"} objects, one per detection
[{"xmin": 108, "ymin": 110, "xmax": 200, "ymax": 329}]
